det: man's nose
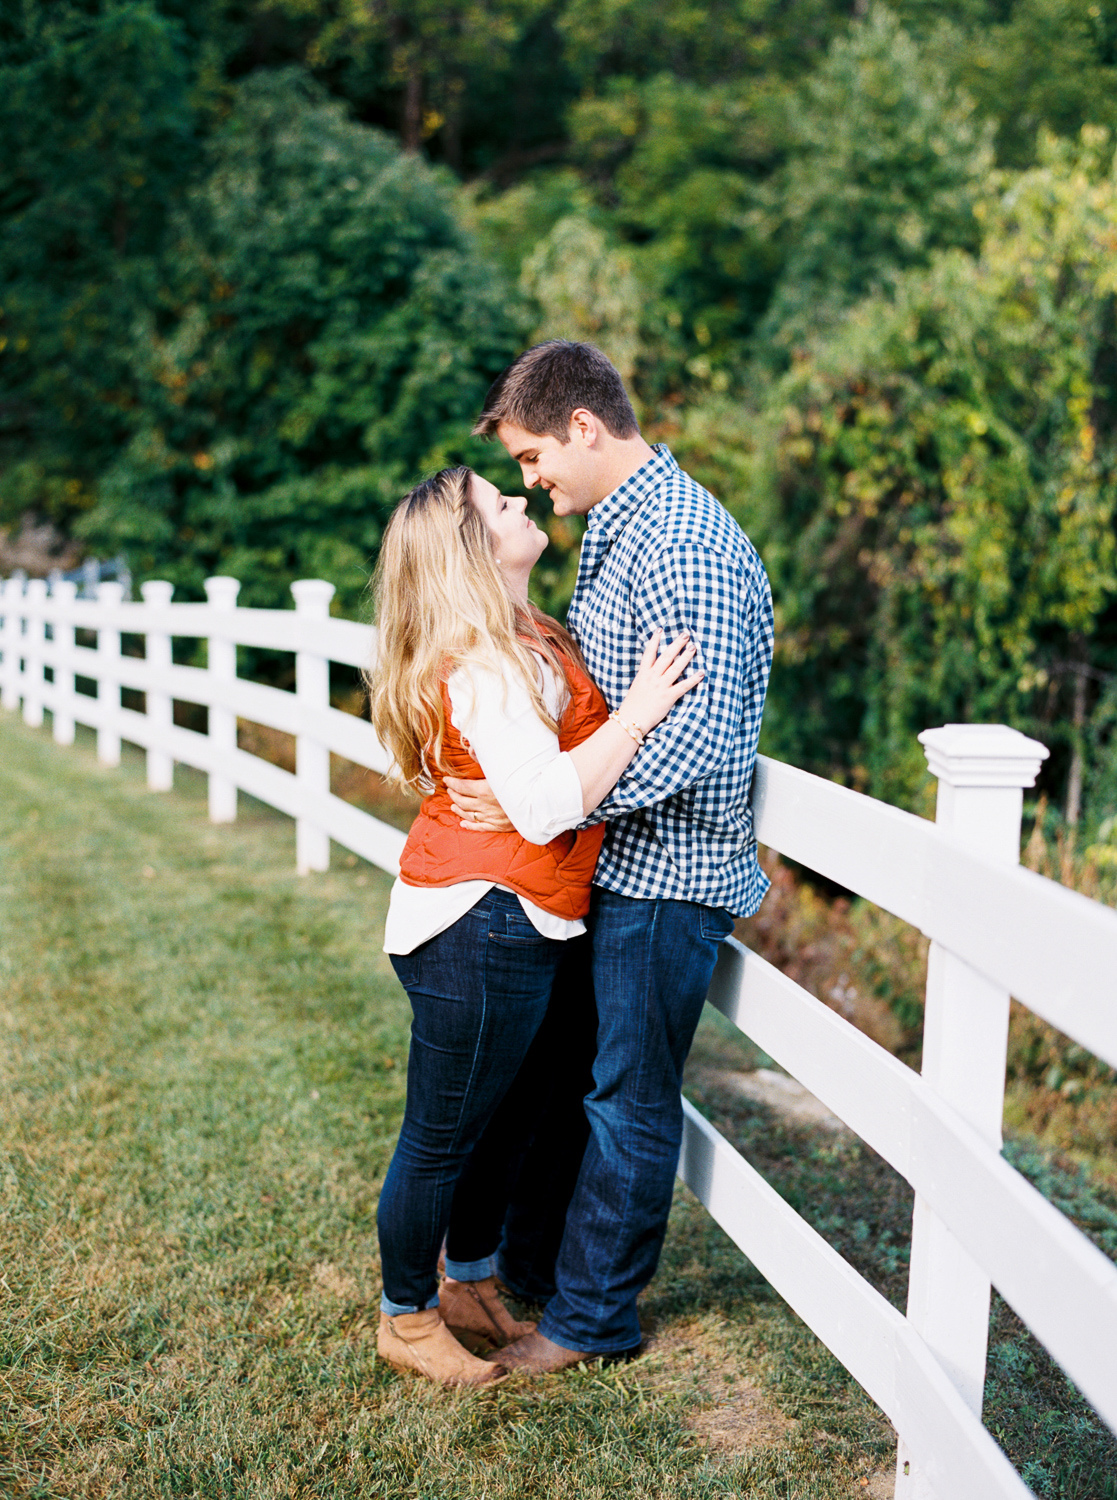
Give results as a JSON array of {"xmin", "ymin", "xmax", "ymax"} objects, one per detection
[{"xmin": 521, "ymin": 463, "xmax": 540, "ymax": 488}]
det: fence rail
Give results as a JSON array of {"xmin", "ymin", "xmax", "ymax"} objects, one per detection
[{"xmin": 3, "ymin": 572, "xmax": 1116, "ymax": 1500}]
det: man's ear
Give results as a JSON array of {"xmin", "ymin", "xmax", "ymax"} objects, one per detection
[{"xmin": 569, "ymin": 408, "xmax": 602, "ymax": 447}]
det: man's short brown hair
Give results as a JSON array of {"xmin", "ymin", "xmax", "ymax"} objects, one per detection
[{"xmin": 473, "ymin": 340, "xmax": 639, "ymax": 443}]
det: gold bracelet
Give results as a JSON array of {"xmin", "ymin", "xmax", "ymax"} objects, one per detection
[{"xmin": 608, "ymin": 710, "xmax": 645, "ymax": 746}]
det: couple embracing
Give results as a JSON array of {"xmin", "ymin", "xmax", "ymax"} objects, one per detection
[{"xmin": 368, "ymin": 340, "xmax": 774, "ymax": 1384}]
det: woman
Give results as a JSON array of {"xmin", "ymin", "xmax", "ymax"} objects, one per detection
[{"xmin": 368, "ymin": 465, "xmax": 701, "ymax": 1386}]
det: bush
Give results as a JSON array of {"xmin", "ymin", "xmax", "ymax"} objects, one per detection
[
  {"xmin": 80, "ymin": 69, "xmax": 524, "ymax": 614},
  {"xmin": 744, "ymin": 130, "xmax": 1117, "ymax": 813}
]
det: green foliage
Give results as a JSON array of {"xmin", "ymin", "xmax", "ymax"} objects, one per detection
[
  {"xmin": 0, "ymin": 0, "xmax": 199, "ymax": 506},
  {"xmin": 557, "ymin": 0, "xmax": 849, "ymax": 87},
  {"xmin": 757, "ymin": 6, "xmax": 994, "ymax": 359},
  {"xmin": 910, "ymin": 0, "xmax": 1117, "ymax": 168},
  {"xmin": 746, "ymin": 130, "xmax": 1117, "ymax": 811},
  {"xmin": 5, "ymin": 0, "xmax": 1117, "ymax": 807},
  {"xmin": 80, "ymin": 70, "xmax": 523, "ymax": 612},
  {"xmin": 569, "ymin": 72, "xmax": 790, "ymax": 389},
  {"xmin": 272, "ymin": 0, "xmax": 577, "ymax": 172}
]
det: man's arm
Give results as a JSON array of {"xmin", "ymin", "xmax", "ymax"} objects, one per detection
[
  {"xmin": 447, "ymin": 546, "xmax": 770, "ymax": 828},
  {"xmin": 582, "ymin": 542, "xmax": 768, "ymax": 823},
  {"xmin": 446, "ymin": 627, "xmax": 707, "ymax": 829},
  {"xmin": 445, "ymin": 774, "xmax": 514, "ymax": 831}
]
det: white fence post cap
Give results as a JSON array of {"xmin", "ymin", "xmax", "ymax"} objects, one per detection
[
  {"xmin": 26, "ymin": 578, "xmax": 47, "ymax": 599},
  {"xmin": 291, "ymin": 579, "xmax": 336, "ymax": 616},
  {"xmin": 98, "ymin": 580, "xmax": 125, "ymax": 605},
  {"xmin": 918, "ymin": 723, "xmax": 1049, "ymax": 788},
  {"xmin": 203, "ymin": 577, "xmax": 241, "ymax": 609},
  {"xmin": 141, "ymin": 580, "xmax": 175, "ymax": 606}
]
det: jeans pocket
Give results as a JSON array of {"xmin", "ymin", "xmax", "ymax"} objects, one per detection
[
  {"xmin": 489, "ymin": 919, "xmax": 549, "ymax": 947},
  {"xmin": 390, "ymin": 951, "xmax": 422, "ymax": 990},
  {"xmin": 699, "ymin": 905, "xmax": 734, "ymax": 943}
]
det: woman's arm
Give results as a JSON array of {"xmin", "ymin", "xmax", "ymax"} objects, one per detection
[
  {"xmin": 447, "ymin": 662, "xmax": 581, "ymax": 845},
  {"xmin": 450, "ymin": 632, "xmax": 702, "ymax": 833},
  {"xmin": 565, "ymin": 629, "xmax": 701, "ymax": 815}
]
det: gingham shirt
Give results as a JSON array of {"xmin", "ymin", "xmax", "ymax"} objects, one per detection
[{"xmin": 566, "ymin": 445, "xmax": 773, "ymax": 917}]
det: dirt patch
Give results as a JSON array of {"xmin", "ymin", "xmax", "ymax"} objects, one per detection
[
  {"xmin": 637, "ymin": 1316, "xmax": 797, "ymax": 1456},
  {"xmin": 694, "ymin": 1065, "xmax": 852, "ymax": 1133},
  {"xmin": 310, "ymin": 1260, "xmax": 359, "ymax": 1302},
  {"xmin": 689, "ymin": 1382, "xmax": 798, "ymax": 1455},
  {"xmin": 859, "ymin": 1473, "xmax": 895, "ymax": 1497}
]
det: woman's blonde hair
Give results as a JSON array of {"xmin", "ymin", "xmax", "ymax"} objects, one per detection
[{"xmin": 367, "ymin": 466, "xmax": 581, "ymax": 792}]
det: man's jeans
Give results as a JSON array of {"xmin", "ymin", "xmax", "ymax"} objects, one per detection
[
  {"xmin": 379, "ymin": 888, "xmax": 564, "ymax": 1314},
  {"xmin": 538, "ymin": 888, "xmax": 734, "ymax": 1354}
]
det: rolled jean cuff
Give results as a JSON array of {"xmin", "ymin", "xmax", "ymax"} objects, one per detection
[
  {"xmin": 381, "ymin": 1291, "xmax": 441, "ymax": 1317},
  {"xmin": 443, "ymin": 1253, "xmax": 497, "ymax": 1282}
]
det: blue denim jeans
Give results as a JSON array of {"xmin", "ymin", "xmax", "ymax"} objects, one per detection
[
  {"xmin": 447, "ymin": 933, "xmax": 595, "ymax": 1296},
  {"xmin": 537, "ymin": 888, "xmax": 734, "ymax": 1354},
  {"xmin": 378, "ymin": 888, "xmax": 565, "ymax": 1313}
]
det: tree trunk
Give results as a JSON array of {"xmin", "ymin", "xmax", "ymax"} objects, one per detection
[
  {"xmin": 443, "ymin": 78, "xmax": 464, "ymax": 174},
  {"xmin": 402, "ymin": 67, "xmax": 423, "ymax": 153},
  {"xmin": 1065, "ymin": 666, "xmax": 1087, "ymax": 828}
]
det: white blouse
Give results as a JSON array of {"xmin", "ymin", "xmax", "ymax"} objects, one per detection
[{"xmin": 382, "ymin": 655, "xmax": 588, "ymax": 955}]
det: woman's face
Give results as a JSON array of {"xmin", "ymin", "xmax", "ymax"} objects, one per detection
[{"xmin": 469, "ymin": 473, "xmax": 548, "ymax": 582}]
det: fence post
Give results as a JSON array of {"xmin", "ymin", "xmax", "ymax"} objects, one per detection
[
  {"xmin": 95, "ymin": 580, "xmax": 124, "ymax": 766},
  {"xmin": 0, "ymin": 577, "xmax": 22, "ymax": 711},
  {"xmin": 141, "ymin": 580, "xmax": 175, "ymax": 791},
  {"xmin": 895, "ymin": 723, "xmax": 1049, "ymax": 1499},
  {"xmin": 203, "ymin": 576, "xmax": 240, "ymax": 823},
  {"xmin": 291, "ymin": 578, "xmax": 335, "ymax": 875},
  {"xmin": 22, "ymin": 578, "xmax": 47, "ymax": 728},
  {"xmin": 51, "ymin": 579, "xmax": 77, "ymax": 746}
]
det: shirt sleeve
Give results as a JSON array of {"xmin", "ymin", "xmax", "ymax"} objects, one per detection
[
  {"xmin": 447, "ymin": 659, "xmax": 586, "ymax": 845},
  {"xmin": 581, "ymin": 543, "xmax": 764, "ymax": 824}
]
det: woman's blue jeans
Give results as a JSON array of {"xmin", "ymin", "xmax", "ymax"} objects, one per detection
[{"xmin": 379, "ymin": 888, "xmax": 566, "ymax": 1313}]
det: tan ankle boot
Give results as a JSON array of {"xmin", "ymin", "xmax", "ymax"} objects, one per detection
[
  {"xmin": 377, "ymin": 1308, "xmax": 503, "ymax": 1386},
  {"xmin": 439, "ymin": 1276, "xmax": 537, "ymax": 1351}
]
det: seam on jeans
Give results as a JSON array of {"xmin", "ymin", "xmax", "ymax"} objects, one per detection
[{"xmin": 566, "ymin": 896, "xmax": 657, "ymax": 1347}]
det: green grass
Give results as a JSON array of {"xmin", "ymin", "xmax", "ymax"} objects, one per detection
[{"xmin": 1, "ymin": 713, "xmax": 1114, "ymax": 1498}]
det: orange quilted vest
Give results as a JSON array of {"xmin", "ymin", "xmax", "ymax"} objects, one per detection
[{"xmin": 398, "ymin": 632, "xmax": 608, "ymax": 920}]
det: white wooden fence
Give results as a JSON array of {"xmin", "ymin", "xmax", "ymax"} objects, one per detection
[{"xmin": 3, "ymin": 572, "xmax": 1116, "ymax": 1499}]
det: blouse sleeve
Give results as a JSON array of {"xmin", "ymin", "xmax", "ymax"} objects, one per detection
[{"xmin": 446, "ymin": 659, "xmax": 586, "ymax": 845}]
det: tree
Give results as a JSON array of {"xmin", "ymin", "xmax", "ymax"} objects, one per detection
[
  {"xmin": 557, "ymin": 0, "xmax": 848, "ymax": 89},
  {"xmin": 0, "ymin": 2, "xmax": 200, "ymax": 535},
  {"xmin": 745, "ymin": 129, "xmax": 1117, "ymax": 818},
  {"xmin": 895, "ymin": 0, "xmax": 1117, "ymax": 168},
  {"xmin": 272, "ymin": 0, "xmax": 561, "ymax": 171},
  {"xmin": 567, "ymin": 71, "xmax": 790, "ymax": 392},
  {"xmin": 80, "ymin": 70, "xmax": 524, "ymax": 613},
  {"xmin": 757, "ymin": 6, "xmax": 994, "ymax": 360}
]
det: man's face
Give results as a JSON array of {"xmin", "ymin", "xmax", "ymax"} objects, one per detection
[{"xmin": 496, "ymin": 419, "xmax": 602, "ymax": 517}]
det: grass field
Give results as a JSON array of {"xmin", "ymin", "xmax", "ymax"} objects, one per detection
[{"xmin": 2, "ymin": 714, "xmax": 1115, "ymax": 1498}]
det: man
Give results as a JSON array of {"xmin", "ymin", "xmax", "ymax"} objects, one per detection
[{"xmin": 448, "ymin": 339, "xmax": 773, "ymax": 1372}]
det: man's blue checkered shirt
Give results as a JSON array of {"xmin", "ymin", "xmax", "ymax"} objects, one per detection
[{"xmin": 566, "ymin": 445, "xmax": 773, "ymax": 918}]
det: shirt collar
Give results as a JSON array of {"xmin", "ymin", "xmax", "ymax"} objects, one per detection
[{"xmin": 585, "ymin": 444, "xmax": 679, "ymax": 539}]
